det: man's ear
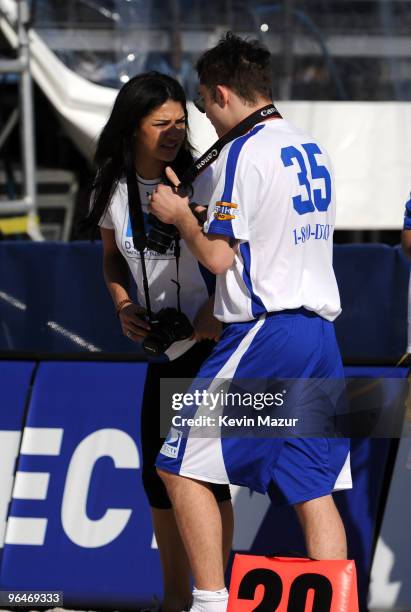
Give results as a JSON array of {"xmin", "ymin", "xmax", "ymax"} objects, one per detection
[{"xmin": 215, "ymin": 85, "xmax": 230, "ymax": 108}]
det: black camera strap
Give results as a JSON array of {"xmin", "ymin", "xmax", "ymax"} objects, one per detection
[
  {"xmin": 171, "ymin": 240, "xmax": 182, "ymax": 314},
  {"xmin": 126, "ymin": 166, "xmax": 184, "ymax": 320},
  {"xmin": 179, "ymin": 103, "xmax": 281, "ymax": 188},
  {"xmin": 126, "ymin": 103, "xmax": 281, "ymax": 321},
  {"xmin": 126, "ymin": 166, "xmax": 154, "ymax": 320}
]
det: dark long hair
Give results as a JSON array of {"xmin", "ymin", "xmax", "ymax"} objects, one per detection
[{"xmin": 82, "ymin": 71, "xmax": 193, "ymax": 231}]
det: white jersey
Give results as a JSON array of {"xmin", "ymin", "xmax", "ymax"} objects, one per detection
[
  {"xmin": 202, "ymin": 119, "xmax": 341, "ymax": 323},
  {"xmin": 99, "ymin": 170, "xmax": 215, "ymax": 360}
]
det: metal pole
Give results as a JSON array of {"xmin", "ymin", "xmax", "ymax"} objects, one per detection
[
  {"xmin": 17, "ymin": 0, "xmax": 36, "ymax": 213},
  {"xmin": 280, "ymin": 0, "xmax": 294, "ymax": 100},
  {"xmin": 0, "ymin": 59, "xmax": 25, "ymax": 72},
  {"xmin": 0, "ymin": 199, "xmax": 32, "ymax": 214},
  {"xmin": 0, "ymin": 0, "xmax": 42, "ymax": 238},
  {"xmin": 0, "ymin": 109, "xmax": 19, "ymax": 152}
]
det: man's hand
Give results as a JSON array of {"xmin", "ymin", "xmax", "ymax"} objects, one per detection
[
  {"xmin": 192, "ymin": 295, "xmax": 222, "ymax": 342},
  {"xmin": 118, "ymin": 303, "xmax": 150, "ymax": 342},
  {"xmin": 189, "ymin": 203, "xmax": 208, "ymax": 226},
  {"xmin": 149, "ymin": 167, "xmax": 190, "ymax": 225},
  {"xmin": 151, "ymin": 167, "xmax": 235, "ymax": 275}
]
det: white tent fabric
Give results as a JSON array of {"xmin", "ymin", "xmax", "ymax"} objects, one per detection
[
  {"xmin": 1, "ymin": 0, "xmax": 410, "ymax": 229},
  {"xmin": 191, "ymin": 100, "xmax": 411, "ymax": 231}
]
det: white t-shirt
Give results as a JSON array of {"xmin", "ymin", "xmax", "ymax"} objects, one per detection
[
  {"xmin": 202, "ymin": 119, "xmax": 341, "ymax": 323},
  {"xmin": 99, "ymin": 170, "xmax": 215, "ymax": 360}
]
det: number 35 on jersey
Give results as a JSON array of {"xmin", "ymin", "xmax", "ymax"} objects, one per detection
[{"xmin": 281, "ymin": 142, "xmax": 332, "ymax": 215}]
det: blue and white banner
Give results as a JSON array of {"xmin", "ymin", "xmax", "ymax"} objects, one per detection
[
  {"xmin": 0, "ymin": 361, "xmax": 161, "ymax": 608},
  {"xmin": 0, "ymin": 362, "xmax": 35, "ymax": 553},
  {"xmin": 0, "ymin": 361, "xmax": 409, "ymax": 609}
]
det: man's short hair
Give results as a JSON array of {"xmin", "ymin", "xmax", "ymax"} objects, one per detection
[{"xmin": 196, "ymin": 31, "xmax": 273, "ymax": 104}]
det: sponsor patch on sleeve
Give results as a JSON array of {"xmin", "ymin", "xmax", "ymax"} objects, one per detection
[{"xmin": 213, "ymin": 201, "xmax": 238, "ymax": 221}]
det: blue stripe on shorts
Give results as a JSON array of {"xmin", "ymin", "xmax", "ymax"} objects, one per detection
[{"xmin": 156, "ymin": 310, "xmax": 351, "ymax": 503}]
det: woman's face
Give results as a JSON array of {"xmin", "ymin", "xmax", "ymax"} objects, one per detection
[{"xmin": 135, "ymin": 99, "xmax": 186, "ymax": 166}]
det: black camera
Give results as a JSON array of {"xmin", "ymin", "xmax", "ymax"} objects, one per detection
[
  {"xmin": 146, "ymin": 214, "xmax": 179, "ymax": 254},
  {"xmin": 142, "ymin": 307, "xmax": 193, "ymax": 356},
  {"xmin": 146, "ymin": 177, "xmax": 194, "ymax": 253}
]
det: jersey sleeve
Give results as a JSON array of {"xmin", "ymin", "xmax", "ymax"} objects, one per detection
[
  {"xmin": 203, "ymin": 141, "xmax": 262, "ymax": 242},
  {"xmin": 98, "ymin": 207, "xmax": 114, "ymax": 230},
  {"xmin": 97, "ymin": 186, "xmax": 119, "ymax": 230},
  {"xmin": 190, "ymin": 164, "xmax": 214, "ymax": 208},
  {"xmin": 404, "ymin": 193, "xmax": 411, "ymax": 230}
]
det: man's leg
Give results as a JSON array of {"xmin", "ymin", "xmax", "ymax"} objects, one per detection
[{"xmin": 294, "ymin": 494, "xmax": 347, "ymax": 559}]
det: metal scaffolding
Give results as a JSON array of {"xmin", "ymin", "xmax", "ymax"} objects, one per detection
[{"xmin": 0, "ymin": 0, "xmax": 42, "ymax": 239}]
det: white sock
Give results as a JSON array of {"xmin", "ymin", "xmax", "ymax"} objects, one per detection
[{"xmin": 189, "ymin": 587, "xmax": 229, "ymax": 612}]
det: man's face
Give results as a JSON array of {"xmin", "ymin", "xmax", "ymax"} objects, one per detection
[{"xmin": 198, "ymin": 84, "xmax": 231, "ymax": 137}]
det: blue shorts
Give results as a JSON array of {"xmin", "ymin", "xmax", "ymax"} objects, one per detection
[{"xmin": 156, "ymin": 309, "xmax": 351, "ymax": 505}]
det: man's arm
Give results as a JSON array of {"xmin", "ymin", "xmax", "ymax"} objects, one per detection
[
  {"xmin": 402, "ymin": 194, "xmax": 411, "ymax": 259},
  {"xmin": 149, "ymin": 167, "xmax": 235, "ymax": 275},
  {"xmin": 175, "ymin": 206, "xmax": 235, "ymax": 274}
]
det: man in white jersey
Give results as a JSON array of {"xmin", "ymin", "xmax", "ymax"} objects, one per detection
[
  {"xmin": 401, "ymin": 192, "xmax": 411, "ymax": 351},
  {"xmin": 151, "ymin": 33, "xmax": 351, "ymax": 612}
]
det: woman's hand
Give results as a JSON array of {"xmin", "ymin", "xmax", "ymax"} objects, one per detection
[
  {"xmin": 118, "ymin": 303, "xmax": 151, "ymax": 342},
  {"xmin": 192, "ymin": 296, "xmax": 222, "ymax": 342}
]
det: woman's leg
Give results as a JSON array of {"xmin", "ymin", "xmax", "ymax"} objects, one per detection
[
  {"xmin": 219, "ymin": 499, "xmax": 234, "ymax": 570},
  {"xmin": 151, "ymin": 508, "xmax": 192, "ymax": 612},
  {"xmin": 141, "ymin": 344, "xmax": 232, "ymax": 610},
  {"xmin": 142, "ymin": 362, "xmax": 192, "ymax": 610},
  {"xmin": 151, "ymin": 497, "xmax": 232, "ymax": 611}
]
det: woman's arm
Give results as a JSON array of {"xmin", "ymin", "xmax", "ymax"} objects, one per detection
[
  {"xmin": 101, "ymin": 227, "xmax": 131, "ymax": 307},
  {"xmin": 100, "ymin": 227, "xmax": 150, "ymax": 341}
]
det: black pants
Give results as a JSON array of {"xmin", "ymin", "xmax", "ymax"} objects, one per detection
[{"xmin": 140, "ymin": 340, "xmax": 231, "ymax": 509}]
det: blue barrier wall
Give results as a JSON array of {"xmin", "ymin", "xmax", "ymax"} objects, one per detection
[
  {"xmin": 333, "ymin": 245, "xmax": 409, "ymax": 362},
  {"xmin": 0, "ymin": 242, "xmax": 409, "ymax": 608},
  {"xmin": 0, "ymin": 360, "xmax": 408, "ymax": 609},
  {"xmin": 0, "ymin": 242, "xmax": 135, "ymax": 355},
  {"xmin": 0, "ymin": 242, "xmax": 409, "ymax": 360}
]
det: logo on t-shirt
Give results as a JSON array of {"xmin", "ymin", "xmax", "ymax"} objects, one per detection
[
  {"xmin": 123, "ymin": 213, "xmax": 175, "ymax": 259},
  {"xmin": 160, "ymin": 428, "xmax": 183, "ymax": 459},
  {"xmin": 213, "ymin": 201, "xmax": 238, "ymax": 221}
]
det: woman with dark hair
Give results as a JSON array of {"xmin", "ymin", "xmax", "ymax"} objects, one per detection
[{"xmin": 85, "ymin": 72, "xmax": 232, "ymax": 612}]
